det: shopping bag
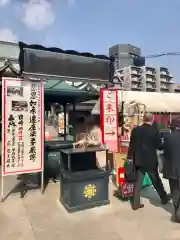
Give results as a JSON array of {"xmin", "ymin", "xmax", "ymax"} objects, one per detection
[
  {"xmin": 124, "ymin": 159, "xmax": 137, "ymax": 183},
  {"xmin": 142, "ymin": 173, "xmax": 152, "ymax": 188}
]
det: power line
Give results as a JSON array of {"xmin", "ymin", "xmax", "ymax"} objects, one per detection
[
  {"xmin": 145, "ymin": 52, "xmax": 180, "ymax": 58},
  {"xmin": 114, "ymin": 52, "xmax": 180, "ymax": 59}
]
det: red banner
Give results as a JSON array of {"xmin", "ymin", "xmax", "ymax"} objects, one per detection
[{"xmin": 100, "ymin": 88, "xmax": 119, "ymax": 152}]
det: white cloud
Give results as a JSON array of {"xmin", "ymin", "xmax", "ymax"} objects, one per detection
[
  {"xmin": 21, "ymin": 0, "xmax": 55, "ymax": 30},
  {"xmin": 0, "ymin": 0, "xmax": 9, "ymax": 7},
  {"xmin": 0, "ymin": 28, "xmax": 18, "ymax": 43}
]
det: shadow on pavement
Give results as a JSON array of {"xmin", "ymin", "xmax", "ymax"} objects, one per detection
[
  {"xmin": 141, "ymin": 186, "xmax": 173, "ymax": 214},
  {"xmin": 1, "ymin": 174, "xmax": 49, "ymax": 202}
]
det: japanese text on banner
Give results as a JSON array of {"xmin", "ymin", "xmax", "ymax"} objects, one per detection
[
  {"xmin": 2, "ymin": 78, "xmax": 43, "ymax": 176},
  {"xmin": 100, "ymin": 89, "xmax": 118, "ymax": 152}
]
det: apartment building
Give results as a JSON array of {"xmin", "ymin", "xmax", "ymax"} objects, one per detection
[
  {"xmin": 115, "ymin": 65, "xmax": 175, "ymax": 92},
  {"xmin": 109, "ymin": 44, "xmax": 177, "ymax": 92}
]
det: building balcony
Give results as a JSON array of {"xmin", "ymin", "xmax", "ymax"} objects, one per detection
[
  {"xmin": 131, "ymin": 76, "xmax": 140, "ymax": 82},
  {"xmin": 160, "ymin": 85, "xmax": 170, "ymax": 90},
  {"xmin": 160, "ymin": 73, "xmax": 173, "ymax": 80},
  {"xmin": 160, "ymin": 67, "xmax": 169, "ymax": 74},
  {"xmin": 141, "ymin": 66, "xmax": 156, "ymax": 75},
  {"xmin": 160, "ymin": 78, "xmax": 167, "ymax": 83},
  {"xmin": 146, "ymin": 77, "xmax": 156, "ymax": 82},
  {"xmin": 160, "ymin": 73, "xmax": 173, "ymax": 79},
  {"xmin": 161, "ymin": 88, "xmax": 171, "ymax": 92},
  {"xmin": 146, "ymin": 71, "xmax": 156, "ymax": 76},
  {"xmin": 160, "ymin": 71, "xmax": 168, "ymax": 75},
  {"xmin": 146, "ymin": 85, "xmax": 156, "ymax": 89},
  {"xmin": 171, "ymin": 83, "xmax": 180, "ymax": 92},
  {"xmin": 130, "ymin": 66, "xmax": 141, "ymax": 75},
  {"xmin": 160, "ymin": 78, "xmax": 174, "ymax": 84},
  {"xmin": 146, "ymin": 88, "xmax": 156, "ymax": 92},
  {"xmin": 131, "ymin": 85, "xmax": 142, "ymax": 90},
  {"xmin": 131, "ymin": 88, "xmax": 141, "ymax": 91},
  {"xmin": 146, "ymin": 67, "xmax": 156, "ymax": 75},
  {"xmin": 130, "ymin": 72, "xmax": 141, "ymax": 77}
]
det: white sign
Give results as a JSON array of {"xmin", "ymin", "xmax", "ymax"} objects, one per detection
[{"xmin": 2, "ymin": 78, "xmax": 44, "ymax": 176}]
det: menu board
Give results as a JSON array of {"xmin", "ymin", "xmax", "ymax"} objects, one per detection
[
  {"xmin": 100, "ymin": 88, "xmax": 118, "ymax": 152},
  {"xmin": 2, "ymin": 78, "xmax": 44, "ymax": 176}
]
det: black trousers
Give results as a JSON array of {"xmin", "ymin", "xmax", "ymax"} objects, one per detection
[
  {"xmin": 169, "ymin": 179, "xmax": 180, "ymax": 221},
  {"xmin": 132, "ymin": 168, "xmax": 167, "ymax": 207},
  {"xmin": 169, "ymin": 179, "xmax": 180, "ymax": 205}
]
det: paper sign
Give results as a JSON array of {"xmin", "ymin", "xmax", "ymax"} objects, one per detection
[{"xmin": 2, "ymin": 78, "xmax": 44, "ymax": 176}]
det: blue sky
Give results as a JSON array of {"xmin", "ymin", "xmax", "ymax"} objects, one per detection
[{"xmin": 1, "ymin": 0, "xmax": 180, "ymax": 81}]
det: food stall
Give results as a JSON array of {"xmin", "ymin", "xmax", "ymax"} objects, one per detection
[
  {"xmin": 116, "ymin": 90, "xmax": 180, "ymax": 198},
  {"xmin": 43, "ymin": 81, "xmax": 99, "ymax": 181},
  {"xmin": 93, "ymin": 90, "xmax": 180, "ymax": 199}
]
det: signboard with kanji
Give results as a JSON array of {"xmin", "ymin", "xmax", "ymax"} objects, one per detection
[
  {"xmin": 100, "ymin": 88, "xmax": 119, "ymax": 152},
  {"xmin": 2, "ymin": 78, "xmax": 44, "ymax": 176}
]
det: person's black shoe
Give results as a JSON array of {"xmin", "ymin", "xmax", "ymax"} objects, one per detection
[
  {"xmin": 161, "ymin": 194, "xmax": 171, "ymax": 205},
  {"xmin": 132, "ymin": 204, "xmax": 144, "ymax": 211},
  {"xmin": 171, "ymin": 213, "xmax": 180, "ymax": 223}
]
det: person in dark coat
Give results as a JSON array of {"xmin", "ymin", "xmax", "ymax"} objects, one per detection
[
  {"xmin": 162, "ymin": 116, "xmax": 180, "ymax": 222},
  {"xmin": 128, "ymin": 112, "xmax": 170, "ymax": 210}
]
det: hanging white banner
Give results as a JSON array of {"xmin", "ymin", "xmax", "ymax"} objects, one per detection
[{"xmin": 2, "ymin": 77, "xmax": 44, "ymax": 176}]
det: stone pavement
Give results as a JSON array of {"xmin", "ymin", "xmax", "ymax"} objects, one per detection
[{"xmin": 0, "ymin": 175, "xmax": 179, "ymax": 240}]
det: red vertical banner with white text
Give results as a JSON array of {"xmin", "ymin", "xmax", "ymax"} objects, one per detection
[{"xmin": 100, "ymin": 88, "xmax": 119, "ymax": 152}]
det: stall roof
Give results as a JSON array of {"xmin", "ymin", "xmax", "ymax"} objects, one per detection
[
  {"xmin": 0, "ymin": 76, "xmax": 99, "ymax": 104},
  {"xmin": 18, "ymin": 42, "xmax": 113, "ymax": 82},
  {"xmin": 19, "ymin": 42, "xmax": 110, "ymax": 60},
  {"xmin": 44, "ymin": 80, "xmax": 99, "ymax": 104},
  {"xmin": 44, "ymin": 80, "xmax": 78, "ymax": 91},
  {"xmin": 92, "ymin": 91, "xmax": 180, "ymax": 114}
]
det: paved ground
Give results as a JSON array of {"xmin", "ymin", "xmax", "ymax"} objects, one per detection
[{"xmin": 0, "ymin": 175, "xmax": 179, "ymax": 240}]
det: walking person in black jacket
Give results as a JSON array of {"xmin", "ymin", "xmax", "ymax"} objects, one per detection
[
  {"xmin": 128, "ymin": 112, "xmax": 170, "ymax": 210},
  {"xmin": 162, "ymin": 116, "xmax": 180, "ymax": 222}
]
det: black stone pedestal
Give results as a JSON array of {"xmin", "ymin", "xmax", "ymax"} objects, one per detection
[
  {"xmin": 60, "ymin": 169, "xmax": 109, "ymax": 212},
  {"xmin": 60, "ymin": 147, "xmax": 110, "ymax": 213}
]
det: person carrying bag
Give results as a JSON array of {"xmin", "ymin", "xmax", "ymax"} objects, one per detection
[
  {"xmin": 127, "ymin": 113, "xmax": 170, "ymax": 211},
  {"xmin": 161, "ymin": 117, "xmax": 180, "ymax": 223}
]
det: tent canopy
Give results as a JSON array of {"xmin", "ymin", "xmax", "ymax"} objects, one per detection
[
  {"xmin": 92, "ymin": 91, "xmax": 180, "ymax": 114},
  {"xmin": 120, "ymin": 91, "xmax": 180, "ymax": 113}
]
